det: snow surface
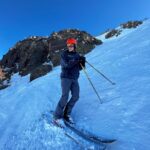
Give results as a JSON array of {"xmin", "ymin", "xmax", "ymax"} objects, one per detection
[{"xmin": 0, "ymin": 19, "xmax": 150, "ymax": 150}]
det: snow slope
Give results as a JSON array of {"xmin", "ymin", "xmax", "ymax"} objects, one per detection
[{"xmin": 0, "ymin": 19, "xmax": 150, "ymax": 150}]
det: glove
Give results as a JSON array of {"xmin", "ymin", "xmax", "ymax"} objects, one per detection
[
  {"xmin": 79, "ymin": 56, "xmax": 86, "ymax": 64},
  {"xmin": 79, "ymin": 56, "xmax": 86, "ymax": 69}
]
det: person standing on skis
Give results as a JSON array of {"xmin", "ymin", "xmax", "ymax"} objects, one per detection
[{"xmin": 54, "ymin": 38, "xmax": 86, "ymax": 124}]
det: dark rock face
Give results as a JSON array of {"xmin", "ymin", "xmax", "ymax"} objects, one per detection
[
  {"xmin": 49, "ymin": 29, "xmax": 102, "ymax": 54},
  {"xmin": 30, "ymin": 64, "xmax": 52, "ymax": 81},
  {"xmin": 105, "ymin": 20, "xmax": 143, "ymax": 39},
  {"xmin": 0, "ymin": 29, "xmax": 102, "ymax": 85},
  {"xmin": 0, "ymin": 68, "xmax": 6, "ymax": 80},
  {"xmin": 0, "ymin": 67, "xmax": 12, "ymax": 90},
  {"xmin": 105, "ymin": 29, "xmax": 122, "ymax": 39},
  {"xmin": 0, "ymin": 68, "xmax": 6, "ymax": 89},
  {"xmin": 0, "ymin": 36, "xmax": 49, "ymax": 76},
  {"xmin": 121, "ymin": 21, "xmax": 143, "ymax": 29},
  {"xmin": 0, "ymin": 84, "xmax": 9, "ymax": 90}
]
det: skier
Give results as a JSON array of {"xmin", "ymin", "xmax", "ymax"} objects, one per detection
[{"xmin": 53, "ymin": 38, "xmax": 86, "ymax": 124}]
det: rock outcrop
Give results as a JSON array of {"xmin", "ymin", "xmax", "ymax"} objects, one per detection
[
  {"xmin": 121, "ymin": 20, "xmax": 143, "ymax": 29},
  {"xmin": 0, "ymin": 29, "xmax": 102, "ymax": 89},
  {"xmin": 105, "ymin": 20, "xmax": 143, "ymax": 39}
]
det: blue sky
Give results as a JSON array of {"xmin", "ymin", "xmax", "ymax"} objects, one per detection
[{"xmin": 0, "ymin": 0, "xmax": 149, "ymax": 59}]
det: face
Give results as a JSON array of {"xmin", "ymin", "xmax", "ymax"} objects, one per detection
[{"xmin": 67, "ymin": 44, "xmax": 75, "ymax": 52}]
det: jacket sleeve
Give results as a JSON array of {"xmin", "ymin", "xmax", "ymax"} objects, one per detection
[{"xmin": 60, "ymin": 52, "xmax": 79, "ymax": 69}]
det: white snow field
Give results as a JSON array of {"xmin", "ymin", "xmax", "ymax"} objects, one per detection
[{"xmin": 0, "ymin": 19, "xmax": 150, "ymax": 150}]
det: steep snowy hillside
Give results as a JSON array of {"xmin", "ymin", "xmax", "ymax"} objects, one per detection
[{"xmin": 0, "ymin": 19, "xmax": 150, "ymax": 150}]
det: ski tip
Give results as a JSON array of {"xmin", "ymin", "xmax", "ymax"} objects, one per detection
[{"xmin": 102, "ymin": 139, "xmax": 117, "ymax": 143}]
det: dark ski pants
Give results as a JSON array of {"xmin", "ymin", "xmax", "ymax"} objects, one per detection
[{"xmin": 54, "ymin": 78, "xmax": 79, "ymax": 119}]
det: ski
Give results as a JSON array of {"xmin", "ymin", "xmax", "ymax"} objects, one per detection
[
  {"xmin": 64, "ymin": 120, "xmax": 116, "ymax": 144},
  {"xmin": 41, "ymin": 111, "xmax": 92, "ymax": 150},
  {"xmin": 50, "ymin": 111, "xmax": 116, "ymax": 145}
]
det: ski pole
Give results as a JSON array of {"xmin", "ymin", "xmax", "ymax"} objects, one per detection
[
  {"xmin": 80, "ymin": 63, "xmax": 103, "ymax": 104},
  {"xmin": 86, "ymin": 60, "xmax": 116, "ymax": 85}
]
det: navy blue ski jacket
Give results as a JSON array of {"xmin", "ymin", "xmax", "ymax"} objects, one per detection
[{"xmin": 60, "ymin": 49, "xmax": 81, "ymax": 80}]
